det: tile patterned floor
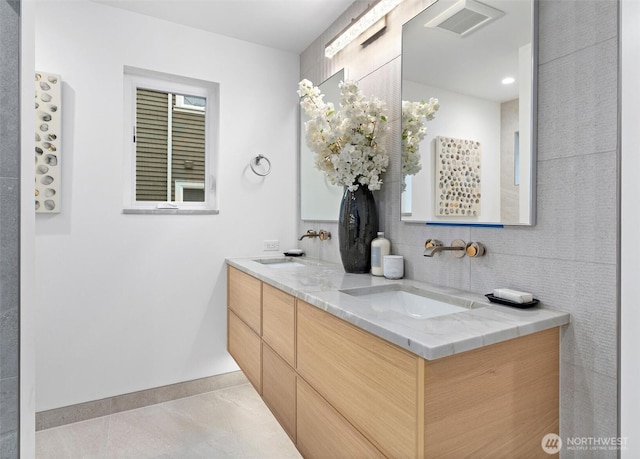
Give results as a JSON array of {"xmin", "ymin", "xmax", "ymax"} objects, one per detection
[{"xmin": 36, "ymin": 384, "xmax": 302, "ymax": 458}]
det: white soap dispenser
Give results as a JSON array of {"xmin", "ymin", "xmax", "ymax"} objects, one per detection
[{"xmin": 371, "ymin": 232, "xmax": 391, "ymax": 276}]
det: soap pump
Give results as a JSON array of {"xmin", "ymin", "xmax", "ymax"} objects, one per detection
[{"xmin": 371, "ymin": 232, "xmax": 391, "ymax": 276}]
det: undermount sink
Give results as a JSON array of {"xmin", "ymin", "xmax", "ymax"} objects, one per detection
[
  {"xmin": 340, "ymin": 284, "xmax": 478, "ymax": 319},
  {"xmin": 254, "ymin": 257, "xmax": 308, "ymax": 268}
]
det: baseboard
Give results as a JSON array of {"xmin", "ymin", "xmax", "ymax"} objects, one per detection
[{"xmin": 36, "ymin": 371, "xmax": 248, "ymax": 431}]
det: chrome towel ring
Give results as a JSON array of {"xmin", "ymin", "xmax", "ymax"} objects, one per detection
[{"xmin": 250, "ymin": 154, "xmax": 272, "ymax": 176}]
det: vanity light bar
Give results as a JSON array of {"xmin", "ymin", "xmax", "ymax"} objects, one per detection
[{"xmin": 325, "ymin": 0, "xmax": 403, "ymax": 58}]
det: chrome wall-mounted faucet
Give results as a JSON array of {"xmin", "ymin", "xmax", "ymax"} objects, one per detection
[{"xmin": 299, "ymin": 229, "xmax": 331, "ymax": 241}]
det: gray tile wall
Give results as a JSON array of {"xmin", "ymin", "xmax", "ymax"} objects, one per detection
[
  {"xmin": 299, "ymin": 0, "xmax": 619, "ymax": 456},
  {"xmin": 0, "ymin": 0, "xmax": 21, "ymax": 456}
]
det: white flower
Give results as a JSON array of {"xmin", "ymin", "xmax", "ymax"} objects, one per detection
[
  {"xmin": 298, "ymin": 79, "xmax": 389, "ymax": 191},
  {"xmin": 401, "ymin": 98, "xmax": 440, "ymax": 191}
]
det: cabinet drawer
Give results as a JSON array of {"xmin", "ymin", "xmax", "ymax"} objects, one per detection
[
  {"xmin": 262, "ymin": 344, "xmax": 296, "ymax": 442},
  {"xmin": 262, "ymin": 283, "xmax": 295, "ymax": 366},
  {"xmin": 227, "ymin": 266, "xmax": 262, "ymax": 334},
  {"xmin": 297, "ymin": 300, "xmax": 421, "ymax": 458},
  {"xmin": 228, "ymin": 310, "xmax": 261, "ymax": 393},
  {"xmin": 297, "ymin": 378, "xmax": 385, "ymax": 459}
]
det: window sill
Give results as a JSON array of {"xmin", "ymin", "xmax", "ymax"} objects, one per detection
[{"xmin": 122, "ymin": 208, "xmax": 219, "ymax": 215}]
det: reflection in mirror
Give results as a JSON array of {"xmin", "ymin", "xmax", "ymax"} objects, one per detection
[
  {"xmin": 401, "ymin": 0, "xmax": 536, "ymax": 225},
  {"xmin": 300, "ymin": 69, "xmax": 344, "ymax": 221}
]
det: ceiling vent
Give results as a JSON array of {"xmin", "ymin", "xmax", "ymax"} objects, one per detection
[{"xmin": 424, "ymin": 0, "xmax": 504, "ymax": 37}]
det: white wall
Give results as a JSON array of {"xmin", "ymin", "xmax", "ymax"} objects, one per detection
[
  {"xmin": 34, "ymin": 0, "xmax": 299, "ymax": 411},
  {"xmin": 402, "ymin": 79, "xmax": 502, "ymax": 222},
  {"xmin": 621, "ymin": 0, "xmax": 640, "ymax": 454}
]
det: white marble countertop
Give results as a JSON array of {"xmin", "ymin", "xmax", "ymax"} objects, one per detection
[{"xmin": 226, "ymin": 256, "xmax": 570, "ymax": 360}]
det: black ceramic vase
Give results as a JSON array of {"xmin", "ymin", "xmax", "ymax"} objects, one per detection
[{"xmin": 338, "ymin": 186, "xmax": 379, "ymax": 273}]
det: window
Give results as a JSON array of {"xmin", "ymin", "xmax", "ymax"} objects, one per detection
[
  {"xmin": 175, "ymin": 94, "xmax": 206, "ymax": 112},
  {"xmin": 123, "ymin": 67, "xmax": 219, "ymax": 213},
  {"xmin": 175, "ymin": 180, "xmax": 205, "ymax": 201}
]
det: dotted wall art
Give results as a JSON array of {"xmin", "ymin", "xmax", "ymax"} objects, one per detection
[
  {"xmin": 35, "ymin": 71, "xmax": 61, "ymax": 213},
  {"xmin": 435, "ymin": 136, "xmax": 481, "ymax": 217}
]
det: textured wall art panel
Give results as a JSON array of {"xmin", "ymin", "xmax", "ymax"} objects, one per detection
[
  {"xmin": 435, "ymin": 136, "xmax": 481, "ymax": 217},
  {"xmin": 35, "ymin": 71, "xmax": 61, "ymax": 213}
]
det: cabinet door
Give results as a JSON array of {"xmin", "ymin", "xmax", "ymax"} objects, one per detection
[
  {"xmin": 228, "ymin": 310, "xmax": 261, "ymax": 393},
  {"xmin": 424, "ymin": 327, "xmax": 559, "ymax": 458},
  {"xmin": 262, "ymin": 344, "xmax": 296, "ymax": 442},
  {"xmin": 227, "ymin": 266, "xmax": 261, "ymax": 334},
  {"xmin": 262, "ymin": 283, "xmax": 295, "ymax": 367},
  {"xmin": 297, "ymin": 378, "xmax": 385, "ymax": 459},
  {"xmin": 297, "ymin": 300, "xmax": 421, "ymax": 458}
]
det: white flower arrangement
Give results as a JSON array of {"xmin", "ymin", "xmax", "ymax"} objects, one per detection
[
  {"xmin": 298, "ymin": 79, "xmax": 389, "ymax": 191},
  {"xmin": 401, "ymin": 98, "xmax": 440, "ymax": 190}
]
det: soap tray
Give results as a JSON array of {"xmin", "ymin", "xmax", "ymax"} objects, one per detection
[{"xmin": 485, "ymin": 293, "xmax": 539, "ymax": 309}]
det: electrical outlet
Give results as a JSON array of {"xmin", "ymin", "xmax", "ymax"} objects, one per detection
[{"xmin": 263, "ymin": 240, "xmax": 279, "ymax": 251}]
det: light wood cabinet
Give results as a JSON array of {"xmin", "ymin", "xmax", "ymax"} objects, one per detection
[
  {"xmin": 227, "ymin": 266, "xmax": 297, "ymax": 442},
  {"xmin": 296, "ymin": 378, "xmax": 385, "ymax": 459},
  {"xmin": 262, "ymin": 344, "xmax": 297, "ymax": 442},
  {"xmin": 262, "ymin": 283, "xmax": 295, "ymax": 367},
  {"xmin": 228, "ymin": 266, "xmax": 261, "ymax": 334},
  {"xmin": 297, "ymin": 299, "xmax": 422, "ymax": 458},
  {"xmin": 226, "ymin": 267, "xmax": 560, "ymax": 459},
  {"xmin": 423, "ymin": 327, "xmax": 559, "ymax": 458},
  {"xmin": 227, "ymin": 310, "xmax": 261, "ymax": 393}
]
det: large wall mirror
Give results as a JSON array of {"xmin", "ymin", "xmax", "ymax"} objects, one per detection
[
  {"xmin": 300, "ymin": 69, "xmax": 344, "ymax": 221},
  {"xmin": 401, "ymin": 0, "xmax": 537, "ymax": 225}
]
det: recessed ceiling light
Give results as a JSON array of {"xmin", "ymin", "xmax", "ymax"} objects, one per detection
[{"xmin": 502, "ymin": 77, "xmax": 515, "ymax": 85}]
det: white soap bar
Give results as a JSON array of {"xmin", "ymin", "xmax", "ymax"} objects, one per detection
[{"xmin": 493, "ymin": 288, "xmax": 534, "ymax": 304}]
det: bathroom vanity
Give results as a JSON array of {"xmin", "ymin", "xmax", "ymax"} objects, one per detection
[{"xmin": 226, "ymin": 257, "xmax": 568, "ymax": 458}]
